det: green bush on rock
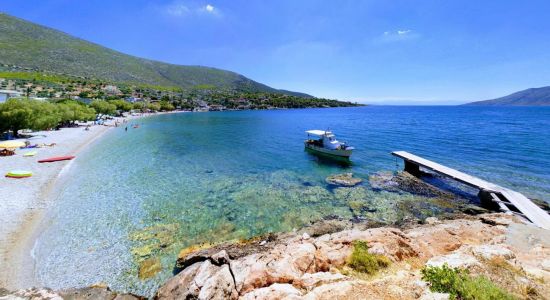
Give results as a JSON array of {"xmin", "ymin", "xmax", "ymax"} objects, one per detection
[
  {"xmin": 347, "ymin": 240, "xmax": 391, "ymax": 274},
  {"xmin": 421, "ymin": 264, "xmax": 515, "ymax": 300}
]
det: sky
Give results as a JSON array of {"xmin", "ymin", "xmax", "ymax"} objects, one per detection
[{"xmin": 2, "ymin": 0, "xmax": 550, "ymax": 104}]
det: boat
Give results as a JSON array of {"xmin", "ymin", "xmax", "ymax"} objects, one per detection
[
  {"xmin": 23, "ymin": 151, "xmax": 37, "ymax": 157},
  {"xmin": 6, "ymin": 170, "xmax": 32, "ymax": 178},
  {"xmin": 304, "ymin": 130, "xmax": 354, "ymax": 158},
  {"xmin": 38, "ymin": 155, "xmax": 75, "ymax": 163}
]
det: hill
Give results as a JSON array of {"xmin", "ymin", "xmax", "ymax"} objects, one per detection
[
  {"xmin": 466, "ymin": 86, "xmax": 550, "ymax": 106},
  {"xmin": 0, "ymin": 13, "xmax": 312, "ymax": 97}
]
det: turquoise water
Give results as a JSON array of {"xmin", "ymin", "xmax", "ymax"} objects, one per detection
[{"xmin": 34, "ymin": 106, "xmax": 550, "ymax": 295}]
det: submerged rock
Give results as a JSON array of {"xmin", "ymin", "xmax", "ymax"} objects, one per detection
[
  {"xmin": 138, "ymin": 257, "xmax": 162, "ymax": 280},
  {"xmin": 369, "ymin": 171, "xmax": 400, "ymax": 192},
  {"xmin": 129, "ymin": 223, "xmax": 180, "ymax": 261},
  {"xmin": 326, "ymin": 173, "xmax": 363, "ymax": 187}
]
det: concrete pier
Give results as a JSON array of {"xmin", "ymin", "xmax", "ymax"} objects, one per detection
[{"xmin": 392, "ymin": 151, "xmax": 550, "ymax": 230}]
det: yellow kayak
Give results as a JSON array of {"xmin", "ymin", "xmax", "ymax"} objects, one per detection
[
  {"xmin": 6, "ymin": 170, "xmax": 33, "ymax": 178},
  {"xmin": 23, "ymin": 151, "xmax": 37, "ymax": 157}
]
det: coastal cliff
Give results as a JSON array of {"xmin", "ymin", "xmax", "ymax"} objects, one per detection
[{"xmin": 2, "ymin": 213, "xmax": 549, "ymax": 299}]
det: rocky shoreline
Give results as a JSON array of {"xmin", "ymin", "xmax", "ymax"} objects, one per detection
[{"xmin": 2, "ymin": 212, "xmax": 549, "ymax": 299}]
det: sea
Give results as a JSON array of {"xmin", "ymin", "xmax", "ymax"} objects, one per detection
[{"xmin": 32, "ymin": 106, "xmax": 550, "ymax": 295}]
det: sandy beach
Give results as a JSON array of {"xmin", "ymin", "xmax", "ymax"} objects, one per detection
[{"xmin": 0, "ymin": 112, "xmax": 182, "ymax": 290}]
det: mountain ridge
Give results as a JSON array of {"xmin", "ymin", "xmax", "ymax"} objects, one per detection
[
  {"xmin": 0, "ymin": 13, "xmax": 312, "ymax": 98},
  {"xmin": 465, "ymin": 86, "xmax": 550, "ymax": 106}
]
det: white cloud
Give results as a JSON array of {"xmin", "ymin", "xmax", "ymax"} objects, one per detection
[
  {"xmin": 159, "ymin": 2, "xmax": 220, "ymax": 17},
  {"xmin": 165, "ymin": 2, "xmax": 190, "ymax": 16},
  {"xmin": 376, "ymin": 29, "xmax": 418, "ymax": 43}
]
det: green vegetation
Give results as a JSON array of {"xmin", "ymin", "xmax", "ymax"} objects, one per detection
[
  {"xmin": 0, "ymin": 13, "xmax": 311, "ymax": 97},
  {"xmin": 90, "ymin": 100, "xmax": 117, "ymax": 116},
  {"xmin": 421, "ymin": 264, "xmax": 515, "ymax": 300},
  {"xmin": 346, "ymin": 240, "xmax": 391, "ymax": 274},
  {"xmin": 0, "ymin": 97, "xmax": 164, "ymax": 137},
  {"xmin": 0, "ymin": 98, "xmax": 66, "ymax": 137},
  {"xmin": 54, "ymin": 99, "xmax": 96, "ymax": 127}
]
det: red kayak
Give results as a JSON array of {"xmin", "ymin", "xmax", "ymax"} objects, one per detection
[{"xmin": 38, "ymin": 156, "xmax": 75, "ymax": 163}]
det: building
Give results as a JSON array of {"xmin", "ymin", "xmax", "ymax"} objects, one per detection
[{"xmin": 0, "ymin": 90, "xmax": 23, "ymax": 103}]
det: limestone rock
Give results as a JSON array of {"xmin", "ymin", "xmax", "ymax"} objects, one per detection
[
  {"xmin": 301, "ymin": 281, "xmax": 355, "ymax": 300},
  {"xmin": 325, "ymin": 173, "xmax": 362, "ymax": 187},
  {"xmin": 470, "ymin": 245, "xmax": 515, "ymax": 260},
  {"xmin": 426, "ymin": 252, "xmax": 480, "ymax": 269},
  {"xmin": 293, "ymin": 272, "xmax": 347, "ymax": 290},
  {"xmin": 425, "ymin": 217, "xmax": 441, "ymax": 225},
  {"xmin": 419, "ymin": 291, "xmax": 450, "ymax": 300},
  {"xmin": 156, "ymin": 263, "xmax": 202, "ymax": 299},
  {"xmin": 197, "ymin": 264, "xmax": 238, "ymax": 300},
  {"xmin": 240, "ymin": 283, "xmax": 302, "ymax": 300}
]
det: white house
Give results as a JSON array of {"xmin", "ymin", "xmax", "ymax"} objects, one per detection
[{"xmin": 0, "ymin": 90, "xmax": 23, "ymax": 103}]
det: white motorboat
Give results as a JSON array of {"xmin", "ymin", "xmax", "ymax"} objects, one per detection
[{"xmin": 304, "ymin": 130, "xmax": 354, "ymax": 158}]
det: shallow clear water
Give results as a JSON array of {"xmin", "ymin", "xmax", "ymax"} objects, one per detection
[{"xmin": 34, "ymin": 106, "xmax": 550, "ymax": 295}]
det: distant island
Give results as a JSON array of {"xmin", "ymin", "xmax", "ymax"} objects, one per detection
[
  {"xmin": 0, "ymin": 13, "xmax": 359, "ymax": 110},
  {"xmin": 465, "ymin": 86, "xmax": 550, "ymax": 106}
]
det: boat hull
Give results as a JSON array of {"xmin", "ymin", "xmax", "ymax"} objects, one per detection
[
  {"xmin": 38, "ymin": 156, "xmax": 75, "ymax": 163},
  {"xmin": 304, "ymin": 142, "xmax": 353, "ymax": 158}
]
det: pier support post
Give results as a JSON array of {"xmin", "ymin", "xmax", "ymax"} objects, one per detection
[{"xmin": 404, "ymin": 160, "xmax": 421, "ymax": 176}]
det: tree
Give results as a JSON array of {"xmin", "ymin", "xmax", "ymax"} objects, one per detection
[
  {"xmin": 90, "ymin": 100, "xmax": 116, "ymax": 116},
  {"xmin": 146, "ymin": 102, "xmax": 161, "ymax": 112},
  {"xmin": 0, "ymin": 98, "xmax": 60, "ymax": 137},
  {"xmin": 132, "ymin": 102, "xmax": 145, "ymax": 111},
  {"xmin": 108, "ymin": 99, "xmax": 133, "ymax": 112},
  {"xmin": 160, "ymin": 100, "xmax": 175, "ymax": 111},
  {"xmin": 56, "ymin": 101, "xmax": 96, "ymax": 126}
]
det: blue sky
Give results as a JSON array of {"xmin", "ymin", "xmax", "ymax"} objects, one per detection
[{"xmin": 2, "ymin": 0, "xmax": 550, "ymax": 104}]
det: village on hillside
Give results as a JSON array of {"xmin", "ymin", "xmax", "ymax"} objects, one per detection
[{"xmin": 0, "ymin": 66, "xmax": 358, "ymax": 112}]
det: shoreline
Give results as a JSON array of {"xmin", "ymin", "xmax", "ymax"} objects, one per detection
[
  {"xmin": 0, "ymin": 111, "xmax": 185, "ymax": 290},
  {"xmin": 3, "ymin": 212, "xmax": 549, "ymax": 299}
]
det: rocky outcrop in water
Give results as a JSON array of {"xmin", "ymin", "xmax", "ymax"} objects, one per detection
[{"xmin": 325, "ymin": 173, "xmax": 363, "ymax": 187}]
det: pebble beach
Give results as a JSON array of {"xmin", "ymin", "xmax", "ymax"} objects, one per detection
[{"xmin": 0, "ymin": 123, "xmax": 113, "ymax": 288}]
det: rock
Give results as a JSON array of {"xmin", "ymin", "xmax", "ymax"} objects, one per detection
[
  {"xmin": 302, "ymin": 281, "xmax": 355, "ymax": 299},
  {"xmin": 425, "ymin": 217, "xmax": 441, "ymax": 225},
  {"xmin": 426, "ymin": 252, "xmax": 480, "ymax": 269},
  {"xmin": 302, "ymin": 232, "xmax": 310, "ymax": 240},
  {"xmin": 470, "ymin": 245, "xmax": 515, "ymax": 260},
  {"xmin": 541, "ymin": 259, "xmax": 550, "ymax": 272},
  {"xmin": 368, "ymin": 171, "xmax": 400, "ymax": 191},
  {"xmin": 325, "ymin": 173, "xmax": 362, "ymax": 187},
  {"xmin": 419, "ymin": 291, "xmax": 450, "ymax": 300},
  {"xmin": 2, "ymin": 287, "xmax": 144, "ymax": 300},
  {"xmin": 4, "ymin": 288, "xmax": 62, "ymax": 300},
  {"xmin": 156, "ymin": 263, "xmax": 202, "ymax": 299},
  {"xmin": 240, "ymin": 283, "xmax": 302, "ymax": 300},
  {"xmin": 302, "ymin": 218, "xmax": 350, "ymax": 237},
  {"xmin": 197, "ymin": 264, "xmax": 238, "ymax": 299},
  {"xmin": 60, "ymin": 287, "xmax": 144, "ymax": 300},
  {"xmin": 294, "ymin": 272, "xmax": 347, "ymax": 290},
  {"xmin": 176, "ymin": 243, "xmax": 216, "ymax": 269},
  {"xmin": 131, "ymin": 243, "xmax": 159, "ymax": 259},
  {"xmin": 138, "ymin": 257, "xmax": 162, "ymax": 280}
]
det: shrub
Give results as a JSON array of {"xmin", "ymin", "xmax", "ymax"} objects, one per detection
[
  {"xmin": 347, "ymin": 240, "xmax": 391, "ymax": 274},
  {"xmin": 421, "ymin": 264, "xmax": 515, "ymax": 300}
]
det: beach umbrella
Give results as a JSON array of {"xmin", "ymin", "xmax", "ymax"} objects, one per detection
[{"xmin": 0, "ymin": 140, "xmax": 25, "ymax": 149}]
